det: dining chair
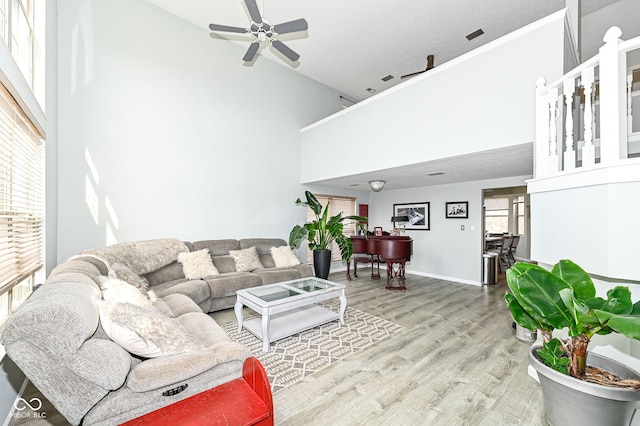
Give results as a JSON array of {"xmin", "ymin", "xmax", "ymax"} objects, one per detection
[
  {"xmin": 488, "ymin": 235, "xmax": 513, "ymax": 273},
  {"xmin": 508, "ymin": 235, "xmax": 520, "ymax": 264}
]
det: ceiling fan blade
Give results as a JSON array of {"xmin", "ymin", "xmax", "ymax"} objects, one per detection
[
  {"xmin": 426, "ymin": 54, "xmax": 435, "ymax": 70},
  {"xmin": 400, "ymin": 70, "xmax": 425, "ymax": 79},
  {"xmin": 273, "ymin": 18, "xmax": 308, "ymax": 35},
  {"xmin": 271, "ymin": 39, "xmax": 300, "ymax": 62},
  {"xmin": 243, "ymin": 42, "xmax": 260, "ymax": 62},
  {"xmin": 244, "ymin": 0, "xmax": 263, "ymax": 24},
  {"xmin": 209, "ymin": 23, "xmax": 248, "ymax": 34}
]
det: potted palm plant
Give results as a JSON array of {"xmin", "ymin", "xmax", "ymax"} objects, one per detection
[
  {"xmin": 289, "ymin": 191, "xmax": 367, "ymax": 279},
  {"xmin": 506, "ymin": 259, "xmax": 640, "ymax": 426}
]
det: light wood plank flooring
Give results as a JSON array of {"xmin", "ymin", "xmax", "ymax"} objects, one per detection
[{"xmin": 11, "ymin": 271, "xmax": 547, "ymax": 425}]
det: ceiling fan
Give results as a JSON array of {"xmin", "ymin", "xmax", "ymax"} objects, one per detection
[
  {"xmin": 401, "ymin": 55, "xmax": 435, "ymax": 79},
  {"xmin": 208, "ymin": 0, "xmax": 308, "ymax": 63}
]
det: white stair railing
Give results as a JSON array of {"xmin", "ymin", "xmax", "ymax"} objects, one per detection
[{"xmin": 535, "ymin": 27, "xmax": 640, "ymax": 177}]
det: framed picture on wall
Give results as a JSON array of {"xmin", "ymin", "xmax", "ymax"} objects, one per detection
[
  {"xmin": 445, "ymin": 201, "xmax": 468, "ymax": 219},
  {"xmin": 393, "ymin": 202, "xmax": 430, "ymax": 230}
]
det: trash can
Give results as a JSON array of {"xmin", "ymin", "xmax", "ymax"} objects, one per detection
[{"xmin": 482, "ymin": 252, "xmax": 498, "ymax": 285}]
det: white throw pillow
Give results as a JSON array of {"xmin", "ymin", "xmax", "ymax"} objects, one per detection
[
  {"xmin": 98, "ymin": 301, "xmax": 199, "ymax": 358},
  {"xmin": 270, "ymin": 245, "xmax": 301, "ymax": 268},
  {"xmin": 100, "ymin": 276, "xmax": 154, "ymax": 309},
  {"xmin": 229, "ymin": 246, "xmax": 264, "ymax": 272},
  {"xmin": 177, "ymin": 249, "xmax": 219, "ymax": 279}
]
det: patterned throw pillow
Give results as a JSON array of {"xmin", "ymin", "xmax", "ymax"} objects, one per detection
[
  {"xmin": 229, "ymin": 246, "xmax": 264, "ymax": 272},
  {"xmin": 270, "ymin": 246, "xmax": 301, "ymax": 268},
  {"xmin": 177, "ymin": 249, "xmax": 219, "ymax": 279}
]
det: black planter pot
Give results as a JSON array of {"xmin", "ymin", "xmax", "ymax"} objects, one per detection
[{"xmin": 313, "ymin": 250, "xmax": 332, "ymax": 279}]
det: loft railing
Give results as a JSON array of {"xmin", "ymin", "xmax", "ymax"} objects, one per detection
[{"xmin": 535, "ymin": 27, "xmax": 640, "ymax": 177}]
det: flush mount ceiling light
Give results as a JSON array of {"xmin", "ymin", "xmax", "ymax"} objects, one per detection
[{"xmin": 369, "ymin": 180, "xmax": 386, "ymax": 192}]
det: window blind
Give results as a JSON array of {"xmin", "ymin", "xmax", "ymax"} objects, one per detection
[
  {"xmin": 305, "ymin": 194, "xmax": 357, "ymax": 263},
  {"xmin": 0, "ymin": 82, "xmax": 43, "ymax": 294}
]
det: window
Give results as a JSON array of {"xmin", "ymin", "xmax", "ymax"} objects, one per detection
[
  {"xmin": 484, "ymin": 197, "xmax": 509, "ymax": 234},
  {"xmin": 514, "ymin": 195, "xmax": 525, "ymax": 236},
  {"xmin": 0, "ymin": 0, "xmax": 34, "ymax": 88},
  {"xmin": 305, "ymin": 194, "xmax": 357, "ymax": 263},
  {"xmin": 0, "ymin": 82, "xmax": 43, "ymax": 327}
]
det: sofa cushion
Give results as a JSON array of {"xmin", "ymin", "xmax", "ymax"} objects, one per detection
[
  {"xmin": 178, "ymin": 249, "xmax": 219, "ymax": 279},
  {"xmin": 204, "ymin": 273, "xmax": 263, "ymax": 298},
  {"xmin": 68, "ymin": 338, "xmax": 132, "ymax": 390},
  {"xmin": 99, "ymin": 302, "xmax": 199, "ymax": 358},
  {"xmin": 144, "ymin": 262, "xmax": 185, "ymax": 287},
  {"xmin": 158, "ymin": 293, "xmax": 204, "ymax": 317},
  {"xmin": 211, "ymin": 255, "xmax": 237, "ymax": 274},
  {"xmin": 253, "ymin": 268, "xmax": 304, "ymax": 285},
  {"xmin": 192, "ymin": 239, "xmax": 240, "ymax": 256},
  {"xmin": 126, "ymin": 313, "xmax": 248, "ymax": 392},
  {"xmin": 0, "ymin": 277, "xmax": 101, "ymax": 356},
  {"xmin": 229, "ymin": 246, "xmax": 263, "ymax": 272},
  {"xmin": 239, "ymin": 238, "xmax": 287, "ymax": 268},
  {"xmin": 147, "ymin": 278, "xmax": 211, "ymax": 306},
  {"xmin": 270, "ymin": 245, "xmax": 301, "ymax": 268}
]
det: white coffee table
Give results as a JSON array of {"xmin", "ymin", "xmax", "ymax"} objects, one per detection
[{"xmin": 234, "ymin": 277, "xmax": 347, "ymax": 352}]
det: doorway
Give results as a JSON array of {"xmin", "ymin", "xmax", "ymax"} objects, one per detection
[{"xmin": 482, "ymin": 186, "xmax": 530, "ymax": 260}]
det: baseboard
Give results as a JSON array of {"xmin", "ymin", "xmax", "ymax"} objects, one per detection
[
  {"xmin": 404, "ymin": 269, "xmax": 482, "ymax": 287},
  {"xmin": 331, "ymin": 264, "xmax": 482, "ymax": 287}
]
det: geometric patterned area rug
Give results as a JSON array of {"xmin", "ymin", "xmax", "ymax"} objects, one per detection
[{"xmin": 221, "ymin": 301, "xmax": 404, "ymax": 393}]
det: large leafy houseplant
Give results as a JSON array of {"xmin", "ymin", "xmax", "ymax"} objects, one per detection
[
  {"xmin": 505, "ymin": 259, "xmax": 640, "ymax": 380},
  {"xmin": 289, "ymin": 191, "xmax": 367, "ymax": 263}
]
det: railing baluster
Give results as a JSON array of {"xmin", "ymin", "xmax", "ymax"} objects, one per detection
[
  {"xmin": 563, "ymin": 78, "xmax": 576, "ymax": 170},
  {"xmin": 548, "ymin": 87, "xmax": 559, "ymax": 172},
  {"xmin": 582, "ymin": 67, "xmax": 595, "ymax": 167},
  {"xmin": 627, "ymin": 73, "xmax": 633, "ymax": 137}
]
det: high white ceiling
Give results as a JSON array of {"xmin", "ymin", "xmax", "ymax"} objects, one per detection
[{"xmin": 143, "ymin": 0, "xmax": 634, "ymax": 190}]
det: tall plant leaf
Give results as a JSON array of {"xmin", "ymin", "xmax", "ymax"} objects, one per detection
[
  {"xmin": 510, "ymin": 265, "xmax": 573, "ymax": 330},
  {"xmin": 551, "ymin": 259, "xmax": 595, "ymax": 299}
]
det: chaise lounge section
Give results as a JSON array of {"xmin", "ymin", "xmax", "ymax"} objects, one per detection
[{"xmin": 1, "ymin": 237, "xmax": 312, "ymax": 425}]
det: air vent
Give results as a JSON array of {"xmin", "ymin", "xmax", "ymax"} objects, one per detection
[
  {"xmin": 381, "ymin": 75, "xmax": 394, "ymax": 82},
  {"xmin": 466, "ymin": 29, "xmax": 484, "ymax": 41},
  {"xmin": 427, "ymin": 171, "xmax": 445, "ymax": 176}
]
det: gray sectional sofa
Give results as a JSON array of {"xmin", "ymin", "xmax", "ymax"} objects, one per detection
[{"xmin": 1, "ymin": 237, "xmax": 313, "ymax": 425}]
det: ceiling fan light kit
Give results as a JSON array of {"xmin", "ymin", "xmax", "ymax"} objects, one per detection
[{"xmin": 209, "ymin": 0, "xmax": 308, "ymax": 64}]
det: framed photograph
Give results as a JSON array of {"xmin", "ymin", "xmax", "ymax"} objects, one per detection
[
  {"xmin": 445, "ymin": 201, "xmax": 468, "ymax": 219},
  {"xmin": 374, "ymin": 226, "xmax": 383, "ymax": 236},
  {"xmin": 393, "ymin": 202, "xmax": 430, "ymax": 230}
]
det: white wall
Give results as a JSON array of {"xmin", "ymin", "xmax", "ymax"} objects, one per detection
[
  {"xmin": 55, "ymin": 0, "xmax": 349, "ymax": 262},
  {"xmin": 367, "ymin": 175, "xmax": 531, "ymax": 285},
  {"xmin": 530, "ymin": 180, "xmax": 640, "ymax": 281},
  {"xmin": 299, "ymin": 11, "xmax": 567, "ymax": 184}
]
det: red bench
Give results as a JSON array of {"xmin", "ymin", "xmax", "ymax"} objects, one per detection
[{"xmin": 122, "ymin": 357, "xmax": 273, "ymax": 426}]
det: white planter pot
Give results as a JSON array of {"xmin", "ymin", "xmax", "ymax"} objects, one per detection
[{"xmin": 529, "ymin": 345, "xmax": 640, "ymax": 426}]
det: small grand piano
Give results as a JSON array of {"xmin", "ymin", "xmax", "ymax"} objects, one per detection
[{"xmin": 348, "ymin": 235, "xmax": 413, "ymax": 290}]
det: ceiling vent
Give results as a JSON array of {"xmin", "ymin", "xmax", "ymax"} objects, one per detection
[
  {"xmin": 381, "ymin": 75, "xmax": 394, "ymax": 82},
  {"xmin": 427, "ymin": 171, "xmax": 445, "ymax": 176},
  {"xmin": 466, "ymin": 29, "xmax": 484, "ymax": 41}
]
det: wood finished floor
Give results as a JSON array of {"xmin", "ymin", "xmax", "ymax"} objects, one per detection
[{"xmin": 12, "ymin": 271, "xmax": 547, "ymax": 425}]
